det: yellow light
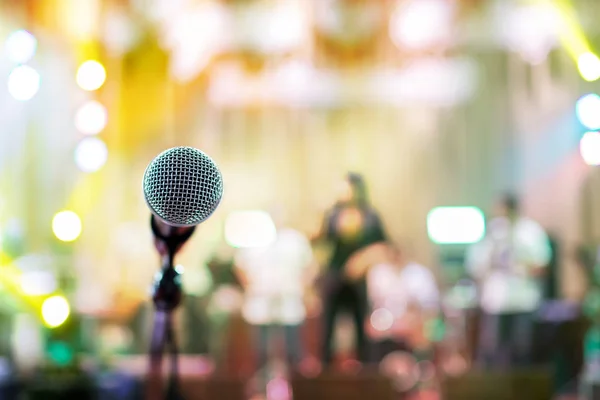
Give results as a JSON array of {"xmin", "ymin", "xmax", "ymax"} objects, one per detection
[
  {"xmin": 76, "ymin": 60, "xmax": 106, "ymax": 91},
  {"xmin": 52, "ymin": 211, "xmax": 82, "ymax": 242},
  {"xmin": 41, "ymin": 295, "xmax": 70, "ymax": 328},
  {"xmin": 552, "ymin": 0, "xmax": 591, "ymax": 60},
  {"xmin": 74, "ymin": 100, "xmax": 107, "ymax": 135},
  {"xmin": 578, "ymin": 52, "xmax": 600, "ymax": 82}
]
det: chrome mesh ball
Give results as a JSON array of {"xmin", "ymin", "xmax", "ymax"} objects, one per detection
[{"xmin": 143, "ymin": 147, "xmax": 223, "ymax": 226}]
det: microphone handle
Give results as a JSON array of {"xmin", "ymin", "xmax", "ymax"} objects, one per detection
[
  {"xmin": 153, "ymin": 252, "xmax": 182, "ymax": 311},
  {"xmin": 162, "ymin": 251, "xmax": 175, "ymax": 270}
]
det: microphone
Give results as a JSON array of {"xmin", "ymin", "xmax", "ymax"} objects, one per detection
[
  {"xmin": 143, "ymin": 146, "xmax": 224, "ymax": 227},
  {"xmin": 142, "ymin": 146, "xmax": 224, "ymax": 399},
  {"xmin": 142, "ymin": 146, "xmax": 224, "ymax": 310}
]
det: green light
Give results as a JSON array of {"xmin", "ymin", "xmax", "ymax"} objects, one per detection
[
  {"xmin": 425, "ymin": 318, "xmax": 446, "ymax": 342},
  {"xmin": 47, "ymin": 341, "xmax": 73, "ymax": 366},
  {"xmin": 427, "ymin": 206, "xmax": 485, "ymax": 245}
]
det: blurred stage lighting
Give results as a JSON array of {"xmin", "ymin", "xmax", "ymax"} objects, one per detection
[
  {"xmin": 580, "ymin": 131, "xmax": 600, "ymax": 166},
  {"xmin": 370, "ymin": 308, "xmax": 394, "ymax": 332},
  {"xmin": 7, "ymin": 65, "xmax": 40, "ymax": 101},
  {"xmin": 20, "ymin": 270, "xmax": 57, "ymax": 296},
  {"xmin": 578, "ymin": 53, "xmax": 600, "ymax": 82},
  {"xmin": 5, "ymin": 29, "xmax": 37, "ymax": 64},
  {"xmin": 52, "ymin": 211, "xmax": 82, "ymax": 242},
  {"xmin": 576, "ymin": 94, "xmax": 600, "ymax": 130},
  {"xmin": 74, "ymin": 100, "xmax": 107, "ymax": 135},
  {"xmin": 427, "ymin": 206, "xmax": 485, "ymax": 244},
  {"xmin": 41, "ymin": 295, "xmax": 70, "ymax": 328},
  {"xmin": 74, "ymin": 137, "xmax": 108, "ymax": 172},
  {"xmin": 497, "ymin": 3, "xmax": 560, "ymax": 65},
  {"xmin": 224, "ymin": 210, "xmax": 276, "ymax": 248},
  {"xmin": 389, "ymin": 0, "xmax": 453, "ymax": 50},
  {"xmin": 266, "ymin": 377, "xmax": 291, "ymax": 400},
  {"xmin": 47, "ymin": 341, "xmax": 74, "ymax": 366},
  {"xmin": 76, "ymin": 60, "xmax": 106, "ymax": 91},
  {"xmin": 380, "ymin": 351, "xmax": 420, "ymax": 392}
]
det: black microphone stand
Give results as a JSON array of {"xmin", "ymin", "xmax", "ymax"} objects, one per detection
[{"xmin": 148, "ymin": 216, "xmax": 195, "ymax": 400}]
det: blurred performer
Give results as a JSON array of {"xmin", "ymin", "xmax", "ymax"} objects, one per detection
[
  {"xmin": 578, "ymin": 246, "xmax": 600, "ymax": 398},
  {"xmin": 466, "ymin": 194, "xmax": 551, "ymax": 368},
  {"xmin": 313, "ymin": 173, "xmax": 387, "ymax": 366},
  {"xmin": 363, "ymin": 244, "xmax": 439, "ymax": 363},
  {"xmin": 234, "ymin": 209, "xmax": 315, "ymax": 389},
  {"xmin": 205, "ymin": 244, "xmax": 243, "ymax": 368}
]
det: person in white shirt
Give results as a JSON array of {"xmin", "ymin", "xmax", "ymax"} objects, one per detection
[
  {"xmin": 234, "ymin": 210, "xmax": 315, "ymax": 388},
  {"xmin": 364, "ymin": 244, "xmax": 439, "ymax": 362},
  {"xmin": 466, "ymin": 194, "xmax": 551, "ymax": 368}
]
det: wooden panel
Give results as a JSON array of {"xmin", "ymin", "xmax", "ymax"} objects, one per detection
[
  {"xmin": 144, "ymin": 376, "xmax": 246, "ymax": 400},
  {"xmin": 291, "ymin": 373, "xmax": 396, "ymax": 400},
  {"xmin": 441, "ymin": 370, "xmax": 553, "ymax": 400}
]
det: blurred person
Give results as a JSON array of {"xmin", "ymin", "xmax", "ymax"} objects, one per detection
[
  {"xmin": 579, "ymin": 288, "xmax": 600, "ymax": 398},
  {"xmin": 578, "ymin": 246, "xmax": 600, "ymax": 398},
  {"xmin": 313, "ymin": 172, "xmax": 387, "ymax": 366},
  {"xmin": 205, "ymin": 243, "xmax": 243, "ymax": 369},
  {"xmin": 234, "ymin": 208, "xmax": 315, "ymax": 392},
  {"xmin": 362, "ymin": 244, "xmax": 439, "ymax": 363},
  {"xmin": 466, "ymin": 194, "xmax": 551, "ymax": 368}
]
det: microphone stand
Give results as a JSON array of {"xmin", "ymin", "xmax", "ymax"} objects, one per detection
[{"xmin": 148, "ymin": 216, "xmax": 195, "ymax": 400}]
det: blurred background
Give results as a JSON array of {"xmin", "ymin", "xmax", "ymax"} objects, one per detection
[{"xmin": 1, "ymin": 0, "xmax": 600, "ymax": 399}]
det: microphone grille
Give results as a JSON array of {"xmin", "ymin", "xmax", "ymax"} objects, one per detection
[{"xmin": 143, "ymin": 146, "xmax": 223, "ymax": 226}]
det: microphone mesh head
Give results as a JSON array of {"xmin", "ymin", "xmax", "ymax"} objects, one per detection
[{"xmin": 143, "ymin": 147, "xmax": 223, "ymax": 226}]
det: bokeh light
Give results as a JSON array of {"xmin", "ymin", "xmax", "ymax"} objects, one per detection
[
  {"xmin": 266, "ymin": 377, "xmax": 291, "ymax": 400},
  {"xmin": 427, "ymin": 206, "xmax": 485, "ymax": 244},
  {"xmin": 47, "ymin": 341, "xmax": 74, "ymax": 366},
  {"xmin": 7, "ymin": 65, "xmax": 40, "ymax": 101},
  {"xmin": 578, "ymin": 52, "xmax": 600, "ymax": 82},
  {"xmin": 370, "ymin": 308, "xmax": 394, "ymax": 332},
  {"xmin": 76, "ymin": 60, "xmax": 106, "ymax": 91},
  {"xmin": 41, "ymin": 295, "xmax": 70, "ymax": 328},
  {"xmin": 20, "ymin": 270, "xmax": 57, "ymax": 296},
  {"xmin": 74, "ymin": 100, "xmax": 108, "ymax": 135},
  {"xmin": 389, "ymin": 0, "xmax": 453, "ymax": 50},
  {"xmin": 497, "ymin": 3, "xmax": 560, "ymax": 65},
  {"xmin": 576, "ymin": 94, "xmax": 600, "ymax": 130},
  {"xmin": 580, "ymin": 131, "xmax": 600, "ymax": 166},
  {"xmin": 224, "ymin": 210, "xmax": 277, "ymax": 248},
  {"xmin": 380, "ymin": 351, "xmax": 420, "ymax": 392},
  {"xmin": 52, "ymin": 211, "xmax": 82, "ymax": 242},
  {"xmin": 5, "ymin": 29, "xmax": 37, "ymax": 64},
  {"xmin": 74, "ymin": 137, "xmax": 108, "ymax": 172}
]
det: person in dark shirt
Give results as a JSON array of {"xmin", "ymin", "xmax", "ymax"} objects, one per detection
[{"xmin": 313, "ymin": 172, "xmax": 387, "ymax": 366}]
